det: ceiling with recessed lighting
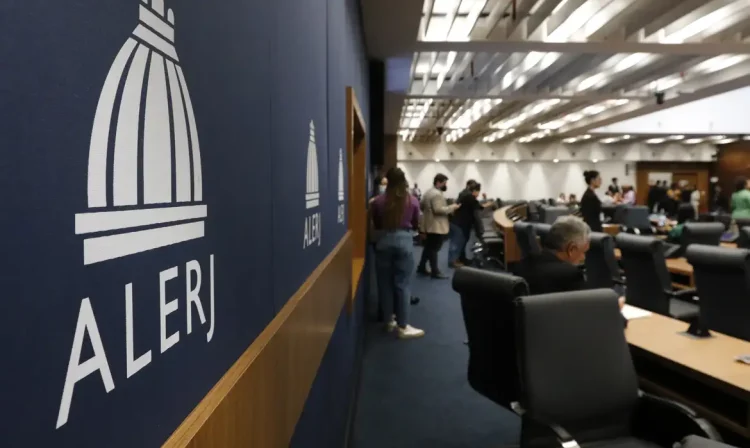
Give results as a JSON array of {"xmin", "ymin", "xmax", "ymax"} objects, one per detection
[{"xmin": 361, "ymin": 0, "xmax": 750, "ymax": 144}]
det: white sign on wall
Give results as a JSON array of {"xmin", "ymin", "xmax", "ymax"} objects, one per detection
[
  {"xmin": 59, "ymin": 0, "xmax": 216, "ymax": 429},
  {"xmin": 303, "ymin": 121, "xmax": 322, "ymax": 248}
]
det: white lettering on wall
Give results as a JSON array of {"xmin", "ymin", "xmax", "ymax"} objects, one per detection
[
  {"xmin": 337, "ymin": 204, "xmax": 345, "ymax": 224},
  {"xmin": 185, "ymin": 260, "xmax": 206, "ymax": 335},
  {"xmin": 57, "ymin": 256, "xmax": 216, "ymax": 429},
  {"xmin": 159, "ymin": 266, "xmax": 180, "ymax": 353},
  {"xmin": 57, "ymin": 298, "xmax": 115, "ymax": 429},
  {"xmin": 126, "ymin": 283, "xmax": 152, "ymax": 378},
  {"xmin": 303, "ymin": 212, "xmax": 322, "ymax": 249}
]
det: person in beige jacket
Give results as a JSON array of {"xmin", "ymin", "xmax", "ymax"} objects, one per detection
[{"xmin": 418, "ymin": 173, "xmax": 460, "ymax": 278}]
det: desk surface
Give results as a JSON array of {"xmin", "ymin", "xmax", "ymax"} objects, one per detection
[{"xmin": 626, "ymin": 308, "xmax": 750, "ymax": 395}]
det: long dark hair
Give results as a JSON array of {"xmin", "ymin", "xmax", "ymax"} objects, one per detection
[{"xmin": 382, "ymin": 167, "xmax": 409, "ymax": 230}]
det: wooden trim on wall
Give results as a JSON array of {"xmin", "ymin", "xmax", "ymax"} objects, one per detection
[
  {"xmin": 346, "ymin": 86, "xmax": 367, "ymax": 306},
  {"xmin": 162, "ymin": 233, "xmax": 353, "ymax": 448}
]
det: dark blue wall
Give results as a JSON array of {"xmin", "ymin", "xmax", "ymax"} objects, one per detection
[{"xmin": 0, "ymin": 0, "xmax": 368, "ymax": 445}]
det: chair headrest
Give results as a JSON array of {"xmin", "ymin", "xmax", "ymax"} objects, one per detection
[
  {"xmin": 514, "ymin": 221, "xmax": 533, "ymax": 232},
  {"xmin": 515, "ymin": 288, "xmax": 638, "ymax": 421},
  {"xmin": 615, "ymin": 233, "xmax": 662, "ymax": 253},
  {"xmin": 532, "ymin": 223, "xmax": 551, "ymax": 234},
  {"xmin": 686, "ymin": 245, "xmax": 750, "ymax": 270},
  {"xmin": 588, "ymin": 231, "xmax": 613, "ymax": 246},
  {"xmin": 684, "ymin": 222, "xmax": 725, "ymax": 234},
  {"xmin": 452, "ymin": 267, "xmax": 529, "ymax": 298}
]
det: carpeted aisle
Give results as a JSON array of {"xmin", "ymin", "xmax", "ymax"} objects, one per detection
[{"xmin": 352, "ymin": 246, "xmax": 520, "ymax": 448}]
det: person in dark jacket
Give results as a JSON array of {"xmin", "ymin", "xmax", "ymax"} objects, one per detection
[
  {"xmin": 580, "ymin": 170, "xmax": 603, "ymax": 232},
  {"xmin": 512, "ymin": 216, "xmax": 626, "ymax": 313},
  {"xmin": 450, "ymin": 181, "xmax": 485, "ymax": 267}
]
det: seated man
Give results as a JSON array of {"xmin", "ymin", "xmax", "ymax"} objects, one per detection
[{"xmin": 512, "ymin": 215, "xmax": 625, "ymax": 308}]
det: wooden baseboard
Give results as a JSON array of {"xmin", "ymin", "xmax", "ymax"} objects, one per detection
[{"xmin": 162, "ymin": 233, "xmax": 354, "ymax": 447}]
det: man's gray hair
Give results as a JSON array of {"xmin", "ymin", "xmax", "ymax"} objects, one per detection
[{"xmin": 544, "ymin": 215, "xmax": 591, "ymax": 251}]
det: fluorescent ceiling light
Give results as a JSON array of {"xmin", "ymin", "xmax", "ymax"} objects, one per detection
[
  {"xmin": 600, "ymin": 137, "xmax": 618, "ymax": 144},
  {"xmin": 622, "ymin": 135, "xmax": 631, "ymax": 140},
  {"xmin": 474, "ymin": 159, "xmax": 480, "ymax": 163},
  {"xmin": 668, "ymin": 135, "xmax": 684, "ymax": 140},
  {"xmin": 710, "ymin": 135, "xmax": 726, "ymax": 141},
  {"xmin": 562, "ymin": 137, "xmax": 578, "ymax": 143},
  {"xmin": 434, "ymin": 158, "xmax": 441, "ymax": 162},
  {"xmin": 553, "ymin": 159, "xmax": 559, "ymax": 163},
  {"xmin": 514, "ymin": 158, "xmax": 520, "ymax": 163},
  {"xmin": 591, "ymin": 159, "xmax": 598, "ymax": 163},
  {"xmin": 646, "ymin": 138, "xmax": 666, "ymax": 144},
  {"xmin": 684, "ymin": 138, "xmax": 703, "ymax": 144}
]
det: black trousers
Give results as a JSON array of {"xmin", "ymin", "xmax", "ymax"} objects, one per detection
[{"xmin": 418, "ymin": 233, "xmax": 445, "ymax": 275}]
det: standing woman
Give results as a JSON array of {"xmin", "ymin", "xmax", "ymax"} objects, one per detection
[
  {"xmin": 580, "ymin": 170, "xmax": 603, "ymax": 232},
  {"xmin": 370, "ymin": 167, "xmax": 425, "ymax": 339},
  {"xmin": 731, "ymin": 177, "xmax": 750, "ymax": 220}
]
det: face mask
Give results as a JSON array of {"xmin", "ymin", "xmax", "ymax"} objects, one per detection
[
  {"xmin": 378, "ymin": 185, "xmax": 386, "ymax": 194},
  {"xmin": 440, "ymin": 185, "xmax": 447, "ymax": 192}
]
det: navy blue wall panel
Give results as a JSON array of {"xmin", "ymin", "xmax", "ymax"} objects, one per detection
[
  {"xmin": 270, "ymin": 0, "xmax": 331, "ymax": 309},
  {"xmin": 0, "ymin": 0, "xmax": 368, "ymax": 444},
  {"xmin": 0, "ymin": 0, "xmax": 276, "ymax": 446},
  {"xmin": 289, "ymin": 0, "xmax": 371, "ymax": 446}
]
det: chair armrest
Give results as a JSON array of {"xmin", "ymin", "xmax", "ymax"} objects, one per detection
[
  {"xmin": 667, "ymin": 288, "xmax": 698, "ymax": 301},
  {"xmin": 633, "ymin": 392, "xmax": 722, "ymax": 445},
  {"xmin": 680, "ymin": 435, "xmax": 735, "ymax": 448},
  {"xmin": 613, "ymin": 276, "xmax": 626, "ymax": 285}
]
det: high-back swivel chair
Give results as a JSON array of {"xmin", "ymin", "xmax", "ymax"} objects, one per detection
[{"xmin": 452, "ymin": 267, "xmax": 529, "ymax": 409}]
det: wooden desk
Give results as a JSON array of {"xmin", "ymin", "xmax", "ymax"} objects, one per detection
[
  {"xmin": 626, "ymin": 309, "xmax": 750, "ymax": 438},
  {"xmin": 613, "ymin": 243, "xmax": 737, "ymax": 287},
  {"xmin": 492, "ymin": 204, "xmax": 527, "ymax": 265}
]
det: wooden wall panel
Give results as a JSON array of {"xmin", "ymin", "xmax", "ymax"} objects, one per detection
[
  {"xmin": 635, "ymin": 162, "xmax": 713, "ymax": 213},
  {"xmin": 162, "ymin": 234, "xmax": 353, "ymax": 448},
  {"xmin": 717, "ymin": 142, "xmax": 750, "ymax": 195}
]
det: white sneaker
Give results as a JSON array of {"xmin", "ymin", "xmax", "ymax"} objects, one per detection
[
  {"xmin": 397, "ymin": 325, "xmax": 425, "ymax": 339},
  {"xmin": 385, "ymin": 320, "xmax": 398, "ymax": 332}
]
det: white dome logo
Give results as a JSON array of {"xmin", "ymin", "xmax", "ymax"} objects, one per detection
[
  {"xmin": 305, "ymin": 121, "xmax": 320, "ymax": 209},
  {"xmin": 74, "ymin": 0, "xmax": 206, "ymax": 265},
  {"xmin": 337, "ymin": 149, "xmax": 344, "ymax": 202}
]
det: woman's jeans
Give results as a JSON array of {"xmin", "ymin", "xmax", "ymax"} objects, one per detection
[
  {"xmin": 448, "ymin": 223, "xmax": 468, "ymax": 264},
  {"xmin": 375, "ymin": 230, "xmax": 415, "ymax": 328}
]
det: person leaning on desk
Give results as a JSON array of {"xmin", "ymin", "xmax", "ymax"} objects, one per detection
[{"xmin": 512, "ymin": 216, "xmax": 626, "ymax": 312}]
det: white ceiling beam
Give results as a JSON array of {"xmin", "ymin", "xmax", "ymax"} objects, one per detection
[
  {"xmin": 601, "ymin": 55, "xmax": 696, "ymax": 92},
  {"xmin": 557, "ymin": 72, "xmax": 750, "ymax": 135},
  {"xmin": 403, "ymin": 93, "xmax": 651, "ymax": 101},
  {"xmin": 640, "ymin": 0, "xmax": 708, "ymax": 38},
  {"xmin": 526, "ymin": 0, "xmax": 567, "ymax": 37},
  {"xmin": 536, "ymin": 54, "xmax": 612, "ymax": 91},
  {"xmin": 411, "ymin": 40, "xmax": 750, "ymax": 55},
  {"xmin": 504, "ymin": 0, "xmax": 542, "ymax": 38},
  {"xmin": 660, "ymin": 0, "xmax": 738, "ymax": 39}
]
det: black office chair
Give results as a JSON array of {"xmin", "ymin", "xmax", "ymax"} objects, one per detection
[
  {"xmin": 687, "ymin": 245, "xmax": 750, "ymax": 341},
  {"xmin": 615, "ymin": 234, "xmax": 699, "ymax": 321},
  {"xmin": 682, "ymin": 222, "xmax": 724, "ymax": 248},
  {"xmin": 621, "ymin": 206, "xmax": 654, "ymax": 235},
  {"xmin": 585, "ymin": 232, "xmax": 624, "ymax": 290},
  {"xmin": 539, "ymin": 205, "xmax": 570, "ymax": 224},
  {"xmin": 531, "ymin": 223, "xmax": 551, "ymax": 247},
  {"xmin": 514, "ymin": 289, "xmax": 721, "ymax": 448},
  {"xmin": 514, "ymin": 222, "xmax": 541, "ymax": 259},
  {"xmin": 680, "ymin": 435, "xmax": 737, "ymax": 448},
  {"xmin": 734, "ymin": 217, "xmax": 750, "ymax": 229},
  {"xmin": 452, "ymin": 268, "xmax": 529, "ymax": 409},
  {"xmin": 527, "ymin": 202, "xmax": 540, "ymax": 222},
  {"xmin": 737, "ymin": 226, "xmax": 750, "ymax": 249}
]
